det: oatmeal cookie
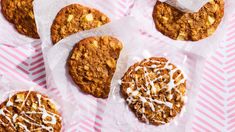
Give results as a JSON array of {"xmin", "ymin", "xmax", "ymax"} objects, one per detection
[
  {"xmin": 68, "ymin": 36, "xmax": 123, "ymax": 98},
  {"xmin": 1, "ymin": 0, "xmax": 39, "ymax": 38},
  {"xmin": 0, "ymin": 91, "xmax": 62, "ymax": 131},
  {"xmin": 121, "ymin": 57, "xmax": 186, "ymax": 126},
  {"xmin": 152, "ymin": 0, "xmax": 224, "ymax": 41},
  {"xmin": 51, "ymin": 4, "xmax": 110, "ymax": 44}
]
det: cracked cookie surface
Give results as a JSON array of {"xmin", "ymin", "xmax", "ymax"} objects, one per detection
[
  {"xmin": 0, "ymin": 91, "xmax": 62, "ymax": 132},
  {"xmin": 68, "ymin": 36, "xmax": 123, "ymax": 98},
  {"xmin": 51, "ymin": 4, "xmax": 110, "ymax": 44},
  {"xmin": 152, "ymin": 0, "xmax": 224, "ymax": 41},
  {"xmin": 1, "ymin": 0, "xmax": 39, "ymax": 38},
  {"xmin": 121, "ymin": 57, "xmax": 186, "ymax": 126}
]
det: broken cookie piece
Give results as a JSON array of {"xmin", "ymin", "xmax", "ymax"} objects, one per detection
[
  {"xmin": 1, "ymin": 0, "xmax": 39, "ymax": 38},
  {"xmin": 51, "ymin": 4, "xmax": 110, "ymax": 44}
]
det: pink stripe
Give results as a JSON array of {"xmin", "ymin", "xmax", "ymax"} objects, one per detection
[
  {"xmin": 117, "ymin": 0, "xmax": 127, "ymax": 9},
  {"xmin": 95, "ymin": 115, "xmax": 103, "ymax": 121},
  {"xmin": 197, "ymin": 108, "xmax": 225, "ymax": 127},
  {"xmin": 85, "ymin": 117, "xmax": 102, "ymax": 127},
  {"xmin": 228, "ymin": 52, "xmax": 235, "ymax": 60},
  {"xmin": 199, "ymin": 87, "xmax": 224, "ymax": 107},
  {"xmin": 35, "ymin": 48, "xmax": 42, "ymax": 52},
  {"xmin": 32, "ymin": 68, "xmax": 45, "ymax": 75},
  {"xmin": 192, "ymin": 122, "xmax": 211, "ymax": 132},
  {"xmin": 228, "ymin": 101, "xmax": 235, "ymax": 107},
  {"xmin": 198, "ymin": 101, "xmax": 225, "ymax": 121},
  {"xmin": 226, "ymin": 42, "xmax": 235, "ymax": 48},
  {"xmin": 82, "ymin": 117, "xmax": 101, "ymax": 131},
  {"xmin": 116, "ymin": 8, "xmax": 127, "ymax": 16},
  {"xmin": 211, "ymin": 56, "xmax": 223, "ymax": 65},
  {"xmin": 198, "ymin": 95, "xmax": 225, "ymax": 115},
  {"xmin": 195, "ymin": 113, "xmax": 221, "ymax": 132},
  {"xmin": 67, "ymin": 129, "xmax": 78, "ymax": 132},
  {"xmin": 0, "ymin": 47, "xmax": 29, "ymax": 66},
  {"xmin": 204, "ymin": 66, "xmax": 225, "ymax": 80},
  {"xmin": 0, "ymin": 53, "xmax": 22, "ymax": 67},
  {"xmin": 225, "ymin": 62, "xmax": 235, "ymax": 71},
  {"xmin": 80, "ymin": 120, "xmax": 96, "ymax": 130},
  {"xmin": 228, "ymin": 68, "xmax": 235, "ymax": 74},
  {"xmin": 228, "ymin": 82, "xmax": 235, "ymax": 90},
  {"xmin": 203, "ymin": 72, "xmax": 224, "ymax": 87},
  {"xmin": 192, "ymin": 127, "xmax": 203, "ymax": 132},
  {"xmin": 201, "ymin": 83, "xmax": 225, "ymax": 100},
  {"xmin": 228, "ymin": 117, "xmax": 235, "ymax": 125},
  {"xmin": 228, "ymin": 94, "xmax": 235, "ymax": 101},
  {"xmin": 227, "ymin": 106, "xmax": 235, "ymax": 113},
  {"xmin": 78, "ymin": 103, "xmax": 103, "ymax": 122},
  {"xmin": 33, "ymin": 44, "xmax": 41, "ymax": 48},
  {"xmin": 16, "ymin": 66, "xmax": 30, "ymax": 75},
  {"xmin": 83, "ymin": 96, "xmax": 105, "ymax": 113},
  {"xmin": 94, "ymin": 127, "xmax": 101, "ymax": 132},
  {"xmin": 13, "ymin": 48, "xmax": 29, "ymax": 58},
  {"xmin": 202, "ymin": 77, "xmax": 226, "ymax": 93},
  {"xmin": 206, "ymin": 61, "xmax": 224, "ymax": 73},
  {"xmin": 227, "ymin": 29, "xmax": 235, "ymax": 37},
  {"xmin": 29, "ymin": 62, "xmax": 44, "ymax": 71},
  {"xmin": 0, "ymin": 68, "xmax": 25, "ymax": 81},
  {"xmin": 38, "ymin": 80, "xmax": 46, "ymax": 86},
  {"xmin": 33, "ymin": 74, "xmax": 46, "ymax": 82},
  {"xmin": 0, "ymin": 61, "xmax": 28, "ymax": 79},
  {"xmin": 80, "ymin": 124, "xmax": 92, "ymax": 132},
  {"xmin": 68, "ymin": 121, "xmax": 79, "ymax": 128},
  {"xmin": 226, "ymin": 57, "xmax": 235, "ymax": 65},
  {"xmin": 228, "ymin": 123, "xmax": 235, "ymax": 131},
  {"xmin": 226, "ymin": 44, "xmax": 235, "ymax": 52},
  {"xmin": 228, "ymin": 113, "xmax": 235, "ymax": 120},
  {"xmin": 30, "ymin": 57, "xmax": 44, "ymax": 66},
  {"xmin": 227, "ymin": 23, "xmax": 235, "ymax": 32},
  {"xmin": 32, "ymin": 52, "xmax": 43, "ymax": 59},
  {"xmin": 215, "ymin": 49, "xmax": 224, "ymax": 58}
]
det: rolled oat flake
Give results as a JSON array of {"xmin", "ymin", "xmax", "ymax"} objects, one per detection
[{"xmin": 159, "ymin": 0, "xmax": 210, "ymax": 12}]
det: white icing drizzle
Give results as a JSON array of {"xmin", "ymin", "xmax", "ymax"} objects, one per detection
[
  {"xmin": 17, "ymin": 122, "xmax": 30, "ymax": 132},
  {"xmin": 12, "ymin": 114, "xmax": 18, "ymax": 123},
  {"xmin": 6, "ymin": 100, "xmax": 13, "ymax": 107},
  {"xmin": 0, "ymin": 93, "xmax": 61, "ymax": 131},
  {"xmin": 122, "ymin": 59, "xmax": 186, "ymax": 124}
]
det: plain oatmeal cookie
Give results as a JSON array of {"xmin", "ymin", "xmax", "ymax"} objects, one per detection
[{"xmin": 68, "ymin": 36, "xmax": 123, "ymax": 98}]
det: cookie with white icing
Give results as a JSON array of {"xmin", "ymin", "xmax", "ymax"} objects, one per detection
[
  {"xmin": 0, "ymin": 91, "xmax": 62, "ymax": 131},
  {"xmin": 121, "ymin": 57, "xmax": 186, "ymax": 126}
]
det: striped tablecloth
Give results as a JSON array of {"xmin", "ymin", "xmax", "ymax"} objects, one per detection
[{"xmin": 0, "ymin": 0, "xmax": 235, "ymax": 131}]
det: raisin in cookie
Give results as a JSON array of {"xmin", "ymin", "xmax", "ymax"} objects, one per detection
[
  {"xmin": 1, "ymin": 0, "xmax": 39, "ymax": 38},
  {"xmin": 121, "ymin": 57, "xmax": 186, "ymax": 126},
  {"xmin": 51, "ymin": 4, "xmax": 110, "ymax": 44},
  {"xmin": 68, "ymin": 36, "xmax": 123, "ymax": 98},
  {"xmin": 0, "ymin": 91, "xmax": 62, "ymax": 131},
  {"xmin": 152, "ymin": 0, "xmax": 224, "ymax": 41}
]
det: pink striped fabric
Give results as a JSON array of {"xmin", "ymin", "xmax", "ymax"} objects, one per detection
[
  {"xmin": 0, "ymin": 0, "xmax": 235, "ymax": 131},
  {"xmin": 192, "ymin": 12, "xmax": 235, "ymax": 132}
]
